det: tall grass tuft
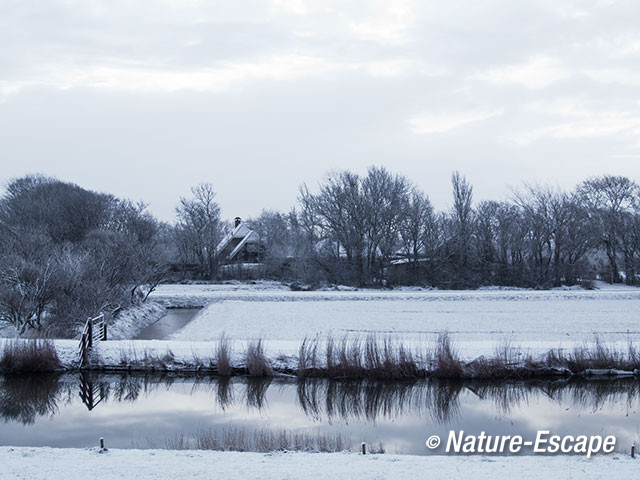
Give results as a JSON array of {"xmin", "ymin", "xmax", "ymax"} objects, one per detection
[
  {"xmin": 297, "ymin": 336, "xmax": 320, "ymax": 377},
  {"xmin": 0, "ymin": 339, "xmax": 62, "ymax": 373},
  {"xmin": 544, "ymin": 337, "xmax": 640, "ymax": 374},
  {"xmin": 216, "ymin": 334, "xmax": 233, "ymax": 376},
  {"xmin": 245, "ymin": 339, "xmax": 273, "ymax": 376},
  {"xmin": 306, "ymin": 334, "xmax": 422, "ymax": 379},
  {"xmin": 432, "ymin": 333, "xmax": 463, "ymax": 378}
]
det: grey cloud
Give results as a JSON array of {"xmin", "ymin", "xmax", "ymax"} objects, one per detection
[{"xmin": 1, "ymin": 0, "xmax": 640, "ymax": 221}]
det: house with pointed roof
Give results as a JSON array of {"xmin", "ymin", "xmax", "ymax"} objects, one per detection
[{"xmin": 216, "ymin": 217, "xmax": 263, "ymax": 264}]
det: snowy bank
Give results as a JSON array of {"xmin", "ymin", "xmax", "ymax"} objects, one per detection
[
  {"xmin": 1, "ymin": 447, "xmax": 635, "ymax": 480},
  {"xmin": 26, "ymin": 336, "xmax": 640, "ymax": 380},
  {"xmin": 107, "ymin": 302, "xmax": 166, "ymax": 340}
]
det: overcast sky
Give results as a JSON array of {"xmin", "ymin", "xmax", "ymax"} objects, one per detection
[{"xmin": 2, "ymin": 1, "xmax": 640, "ymax": 222}]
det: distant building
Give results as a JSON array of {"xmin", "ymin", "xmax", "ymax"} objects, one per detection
[{"xmin": 215, "ymin": 217, "xmax": 263, "ymax": 264}]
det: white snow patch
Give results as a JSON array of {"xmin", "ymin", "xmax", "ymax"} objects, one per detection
[
  {"xmin": 107, "ymin": 302, "xmax": 167, "ymax": 340},
  {"xmin": 0, "ymin": 447, "xmax": 635, "ymax": 480}
]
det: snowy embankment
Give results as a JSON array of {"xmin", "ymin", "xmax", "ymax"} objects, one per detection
[
  {"xmin": 6, "ymin": 282, "xmax": 640, "ymax": 375},
  {"xmin": 25, "ymin": 282, "xmax": 640, "ymax": 375},
  {"xmin": 153, "ymin": 282, "xmax": 640, "ymax": 360},
  {"xmin": 2, "ymin": 447, "xmax": 636, "ymax": 480},
  {"xmin": 107, "ymin": 302, "xmax": 166, "ymax": 340}
]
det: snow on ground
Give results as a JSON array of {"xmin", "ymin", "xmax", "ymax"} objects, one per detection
[
  {"xmin": 107, "ymin": 302, "xmax": 166, "ymax": 340},
  {"xmin": 5, "ymin": 282, "xmax": 640, "ymax": 368},
  {"xmin": 154, "ymin": 283, "xmax": 640, "ymax": 360},
  {"xmin": 1, "ymin": 447, "xmax": 635, "ymax": 480}
]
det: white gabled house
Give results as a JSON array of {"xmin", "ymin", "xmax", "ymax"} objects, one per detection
[{"xmin": 215, "ymin": 217, "xmax": 263, "ymax": 264}]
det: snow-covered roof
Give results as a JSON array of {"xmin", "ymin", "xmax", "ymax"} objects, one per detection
[
  {"xmin": 216, "ymin": 222, "xmax": 259, "ymax": 260},
  {"xmin": 390, "ymin": 257, "xmax": 431, "ymax": 265},
  {"xmin": 228, "ymin": 230, "xmax": 259, "ymax": 259}
]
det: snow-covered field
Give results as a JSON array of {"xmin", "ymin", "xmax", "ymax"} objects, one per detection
[
  {"xmin": 2, "ymin": 447, "xmax": 636, "ymax": 480},
  {"xmin": 5, "ymin": 282, "xmax": 640, "ymax": 369},
  {"xmin": 149, "ymin": 282, "xmax": 640, "ymax": 360}
]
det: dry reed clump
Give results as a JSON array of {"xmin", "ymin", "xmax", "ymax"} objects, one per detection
[
  {"xmin": 544, "ymin": 338, "xmax": 640, "ymax": 374},
  {"xmin": 0, "ymin": 339, "xmax": 62, "ymax": 373},
  {"xmin": 297, "ymin": 336, "xmax": 320, "ymax": 377},
  {"xmin": 216, "ymin": 334, "xmax": 233, "ymax": 376},
  {"xmin": 245, "ymin": 339, "xmax": 274, "ymax": 377},
  {"xmin": 113, "ymin": 332, "xmax": 640, "ymax": 380},
  {"xmin": 466, "ymin": 341, "xmax": 534, "ymax": 379},
  {"xmin": 299, "ymin": 334, "xmax": 422, "ymax": 380},
  {"xmin": 195, "ymin": 427, "xmax": 349, "ymax": 453},
  {"xmin": 431, "ymin": 333, "xmax": 463, "ymax": 378}
]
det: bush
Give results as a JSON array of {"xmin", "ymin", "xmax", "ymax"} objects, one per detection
[{"xmin": 0, "ymin": 339, "xmax": 62, "ymax": 373}]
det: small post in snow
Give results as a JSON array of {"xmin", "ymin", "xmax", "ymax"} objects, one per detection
[
  {"xmin": 99, "ymin": 437, "xmax": 108, "ymax": 453},
  {"xmin": 361, "ymin": 442, "xmax": 366, "ymax": 455},
  {"xmin": 632, "ymin": 443, "xmax": 636, "ymax": 459}
]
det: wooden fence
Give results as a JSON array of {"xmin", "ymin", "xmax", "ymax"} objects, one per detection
[{"xmin": 78, "ymin": 313, "xmax": 107, "ymax": 366}]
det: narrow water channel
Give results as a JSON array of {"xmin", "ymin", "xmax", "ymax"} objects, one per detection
[
  {"xmin": 1, "ymin": 374, "xmax": 638, "ymax": 455},
  {"xmin": 135, "ymin": 308, "xmax": 201, "ymax": 340}
]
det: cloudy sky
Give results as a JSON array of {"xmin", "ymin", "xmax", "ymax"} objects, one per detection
[{"xmin": 2, "ymin": 0, "xmax": 640, "ymax": 222}]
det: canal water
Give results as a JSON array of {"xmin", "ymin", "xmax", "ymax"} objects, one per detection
[
  {"xmin": 1, "ymin": 374, "xmax": 638, "ymax": 455},
  {"xmin": 135, "ymin": 309, "xmax": 201, "ymax": 340}
]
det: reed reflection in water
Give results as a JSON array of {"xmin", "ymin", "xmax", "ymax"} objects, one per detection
[{"xmin": 1, "ymin": 373, "xmax": 638, "ymax": 454}]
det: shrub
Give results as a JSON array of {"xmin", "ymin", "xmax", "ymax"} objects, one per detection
[{"xmin": 0, "ymin": 339, "xmax": 62, "ymax": 373}]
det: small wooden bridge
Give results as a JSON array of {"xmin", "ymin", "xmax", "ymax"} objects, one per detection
[{"xmin": 77, "ymin": 313, "xmax": 107, "ymax": 367}]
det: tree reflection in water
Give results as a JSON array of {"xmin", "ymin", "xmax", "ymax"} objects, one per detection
[
  {"xmin": 0, "ymin": 374, "xmax": 65, "ymax": 424},
  {"xmin": 0, "ymin": 373, "xmax": 638, "ymax": 426}
]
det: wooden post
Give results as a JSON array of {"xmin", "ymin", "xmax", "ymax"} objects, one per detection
[
  {"xmin": 361, "ymin": 442, "xmax": 366, "ymax": 455},
  {"xmin": 632, "ymin": 444, "xmax": 636, "ymax": 458},
  {"xmin": 100, "ymin": 437, "xmax": 104, "ymax": 449},
  {"xmin": 102, "ymin": 321, "xmax": 107, "ymax": 341},
  {"xmin": 87, "ymin": 319, "xmax": 93, "ymax": 349}
]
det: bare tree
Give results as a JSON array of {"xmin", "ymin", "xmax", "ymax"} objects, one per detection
[
  {"xmin": 578, "ymin": 175, "xmax": 639, "ymax": 283},
  {"xmin": 299, "ymin": 170, "xmax": 367, "ymax": 285},
  {"xmin": 450, "ymin": 171, "xmax": 474, "ymax": 287},
  {"xmin": 300, "ymin": 167, "xmax": 411, "ymax": 286},
  {"xmin": 175, "ymin": 183, "xmax": 222, "ymax": 280},
  {"xmin": 474, "ymin": 200, "xmax": 499, "ymax": 284},
  {"xmin": 398, "ymin": 189, "xmax": 433, "ymax": 284}
]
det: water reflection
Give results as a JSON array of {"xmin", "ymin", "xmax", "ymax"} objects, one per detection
[
  {"xmin": 297, "ymin": 379, "xmax": 462, "ymax": 424},
  {"xmin": 0, "ymin": 374, "xmax": 66, "ymax": 424},
  {"xmin": 1, "ymin": 373, "xmax": 638, "ymax": 454}
]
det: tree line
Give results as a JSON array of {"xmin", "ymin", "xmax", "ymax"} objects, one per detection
[
  {"xmin": 1, "ymin": 169, "xmax": 639, "ymax": 335},
  {"xmin": 263, "ymin": 169, "xmax": 638, "ymax": 289},
  {"xmin": 175, "ymin": 167, "xmax": 640, "ymax": 289}
]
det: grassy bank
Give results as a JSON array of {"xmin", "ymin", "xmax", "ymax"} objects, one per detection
[{"xmin": 45, "ymin": 333, "xmax": 640, "ymax": 380}]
